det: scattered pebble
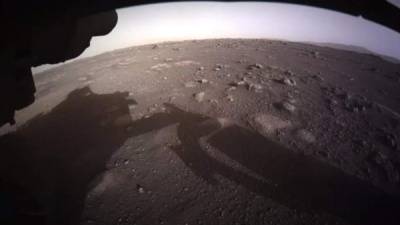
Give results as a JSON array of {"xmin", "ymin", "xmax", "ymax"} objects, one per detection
[
  {"xmin": 276, "ymin": 101, "xmax": 296, "ymax": 113},
  {"xmin": 311, "ymin": 51, "xmax": 320, "ymax": 58},
  {"xmin": 227, "ymin": 86, "xmax": 237, "ymax": 91},
  {"xmin": 248, "ymin": 63, "xmax": 264, "ymax": 70},
  {"xmin": 128, "ymin": 104, "xmax": 137, "ymax": 111},
  {"xmin": 151, "ymin": 63, "xmax": 171, "ymax": 71},
  {"xmin": 226, "ymin": 95, "xmax": 234, "ymax": 102},
  {"xmin": 209, "ymin": 99, "xmax": 218, "ymax": 104},
  {"xmin": 281, "ymin": 78, "xmax": 297, "ymax": 86},
  {"xmin": 214, "ymin": 64, "xmax": 224, "ymax": 71},
  {"xmin": 136, "ymin": 184, "xmax": 145, "ymax": 194},
  {"xmin": 247, "ymin": 83, "xmax": 263, "ymax": 92},
  {"xmin": 311, "ymin": 73, "xmax": 324, "ymax": 81},
  {"xmin": 184, "ymin": 81, "xmax": 197, "ymax": 88},
  {"xmin": 198, "ymin": 79, "xmax": 209, "ymax": 84},
  {"xmin": 194, "ymin": 92, "xmax": 205, "ymax": 102}
]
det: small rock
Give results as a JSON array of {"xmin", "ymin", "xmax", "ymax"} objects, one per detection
[
  {"xmin": 248, "ymin": 63, "xmax": 264, "ymax": 70},
  {"xmin": 214, "ymin": 64, "xmax": 223, "ymax": 71},
  {"xmin": 276, "ymin": 101, "xmax": 296, "ymax": 113},
  {"xmin": 251, "ymin": 114, "xmax": 291, "ymax": 136},
  {"xmin": 281, "ymin": 78, "xmax": 296, "ymax": 86},
  {"xmin": 311, "ymin": 51, "xmax": 320, "ymax": 58},
  {"xmin": 226, "ymin": 95, "xmax": 234, "ymax": 102},
  {"xmin": 197, "ymin": 79, "xmax": 208, "ymax": 84},
  {"xmin": 287, "ymin": 98, "xmax": 296, "ymax": 104},
  {"xmin": 227, "ymin": 86, "xmax": 237, "ymax": 91},
  {"xmin": 128, "ymin": 104, "xmax": 137, "ymax": 110},
  {"xmin": 136, "ymin": 184, "xmax": 145, "ymax": 194},
  {"xmin": 283, "ymin": 102, "xmax": 296, "ymax": 112},
  {"xmin": 296, "ymin": 129, "xmax": 316, "ymax": 143},
  {"xmin": 184, "ymin": 81, "xmax": 197, "ymax": 88},
  {"xmin": 164, "ymin": 58, "xmax": 173, "ymax": 62},
  {"xmin": 311, "ymin": 74, "xmax": 324, "ymax": 81},
  {"xmin": 194, "ymin": 92, "xmax": 205, "ymax": 102},
  {"xmin": 151, "ymin": 63, "xmax": 171, "ymax": 71},
  {"xmin": 247, "ymin": 83, "xmax": 263, "ymax": 92},
  {"xmin": 230, "ymin": 80, "xmax": 246, "ymax": 87},
  {"xmin": 198, "ymin": 66, "xmax": 205, "ymax": 71},
  {"xmin": 209, "ymin": 99, "xmax": 218, "ymax": 104},
  {"xmin": 152, "ymin": 44, "xmax": 159, "ymax": 49},
  {"xmin": 244, "ymin": 71, "xmax": 252, "ymax": 76}
]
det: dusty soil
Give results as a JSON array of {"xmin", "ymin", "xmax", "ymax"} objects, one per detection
[{"xmin": 1, "ymin": 39, "xmax": 400, "ymax": 225}]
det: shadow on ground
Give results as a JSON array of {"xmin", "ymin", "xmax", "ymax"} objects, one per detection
[
  {"xmin": 126, "ymin": 103, "xmax": 400, "ymax": 225},
  {"xmin": 0, "ymin": 93, "xmax": 399, "ymax": 225},
  {"xmin": 0, "ymin": 86, "xmax": 135, "ymax": 225}
]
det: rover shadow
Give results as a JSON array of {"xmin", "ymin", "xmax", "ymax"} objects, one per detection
[
  {"xmin": 0, "ymin": 86, "xmax": 135, "ymax": 225},
  {"xmin": 159, "ymin": 103, "xmax": 400, "ymax": 225}
]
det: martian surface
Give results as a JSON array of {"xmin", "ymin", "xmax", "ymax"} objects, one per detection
[{"xmin": 1, "ymin": 39, "xmax": 400, "ymax": 225}]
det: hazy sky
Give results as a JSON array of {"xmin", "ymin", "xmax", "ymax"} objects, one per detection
[{"xmin": 33, "ymin": 1, "xmax": 400, "ymax": 73}]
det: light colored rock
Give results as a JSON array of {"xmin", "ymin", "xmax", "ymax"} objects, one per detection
[
  {"xmin": 194, "ymin": 92, "xmax": 205, "ymax": 102},
  {"xmin": 280, "ymin": 101, "xmax": 296, "ymax": 112},
  {"xmin": 282, "ymin": 78, "xmax": 296, "ymax": 86},
  {"xmin": 151, "ymin": 63, "xmax": 171, "ymax": 70},
  {"xmin": 227, "ymin": 86, "xmax": 237, "ymax": 91},
  {"xmin": 198, "ymin": 79, "xmax": 208, "ymax": 84},
  {"xmin": 184, "ymin": 81, "xmax": 197, "ymax": 88},
  {"xmin": 137, "ymin": 185, "xmax": 145, "ymax": 194},
  {"xmin": 251, "ymin": 114, "xmax": 291, "ymax": 136},
  {"xmin": 248, "ymin": 63, "xmax": 264, "ymax": 70},
  {"xmin": 174, "ymin": 60, "xmax": 200, "ymax": 67},
  {"xmin": 247, "ymin": 83, "xmax": 263, "ymax": 92},
  {"xmin": 226, "ymin": 95, "xmax": 234, "ymax": 102}
]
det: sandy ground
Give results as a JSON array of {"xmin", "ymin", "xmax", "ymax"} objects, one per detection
[{"xmin": 1, "ymin": 39, "xmax": 400, "ymax": 225}]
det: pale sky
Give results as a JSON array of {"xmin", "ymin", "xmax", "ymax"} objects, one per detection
[{"xmin": 33, "ymin": 1, "xmax": 400, "ymax": 73}]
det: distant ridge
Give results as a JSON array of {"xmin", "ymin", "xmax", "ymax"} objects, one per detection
[{"xmin": 307, "ymin": 42, "xmax": 400, "ymax": 64}]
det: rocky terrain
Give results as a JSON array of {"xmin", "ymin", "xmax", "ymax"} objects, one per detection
[{"xmin": 1, "ymin": 39, "xmax": 400, "ymax": 225}]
